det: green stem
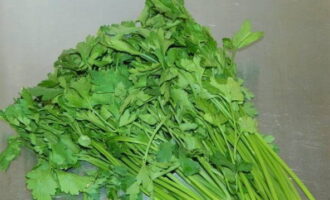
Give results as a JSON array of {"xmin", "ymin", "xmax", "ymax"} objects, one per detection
[
  {"xmin": 178, "ymin": 172, "xmax": 223, "ymax": 200},
  {"xmin": 240, "ymin": 173, "xmax": 257, "ymax": 200},
  {"xmin": 247, "ymin": 136, "xmax": 279, "ymax": 200},
  {"xmin": 255, "ymin": 134, "xmax": 315, "ymax": 200},
  {"xmin": 198, "ymin": 158, "xmax": 231, "ymax": 199},
  {"xmin": 91, "ymin": 140, "xmax": 120, "ymax": 165},
  {"xmin": 142, "ymin": 119, "xmax": 166, "ymax": 164},
  {"xmin": 258, "ymin": 144, "xmax": 300, "ymax": 199},
  {"xmin": 122, "ymin": 157, "xmax": 202, "ymax": 200}
]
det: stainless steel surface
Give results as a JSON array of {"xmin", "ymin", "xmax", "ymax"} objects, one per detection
[{"xmin": 1, "ymin": 0, "xmax": 329, "ymax": 199}]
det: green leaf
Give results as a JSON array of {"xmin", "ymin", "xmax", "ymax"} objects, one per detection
[
  {"xmin": 55, "ymin": 49, "xmax": 83, "ymax": 71},
  {"xmin": 227, "ymin": 78, "xmax": 244, "ymax": 101},
  {"xmin": 70, "ymin": 77, "xmax": 91, "ymax": 97},
  {"xmin": 183, "ymin": 135, "xmax": 203, "ymax": 151},
  {"xmin": 210, "ymin": 151, "xmax": 235, "ymax": 171},
  {"xmin": 1, "ymin": 99, "xmax": 32, "ymax": 126},
  {"xmin": 237, "ymin": 161, "xmax": 253, "ymax": 172},
  {"xmin": 263, "ymin": 135, "xmax": 275, "ymax": 144},
  {"xmin": 223, "ymin": 38, "xmax": 234, "ymax": 50},
  {"xmin": 49, "ymin": 135, "xmax": 79, "ymax": 169},
  {"xmin": 156, "ymin": 141, "xmax": 175, "ymax": 162},
  {"xmin": 91, "ymin": 67, "xmax": 131, "ymax": 93},
  {"xmin": 78, "ymin": 135, "xmax": 92, "ymax": 147},
  {"xmin": 160, "ymin": 68, "xmax": 178, "ymax": 84},
  {"xmin": 243, "ymin": 102, "xmax": 258, "ymax": 117},
  {"xmin": 238, "ymin": 116, "xmax": 257, "ymax": 133},
  {"xmin": 242, "ymin": 87, "xmax": 255, "ymax": 100},
  {"xmin": 126, "ymin": 182, "xmax": 141, "ymax": 200},
  {"xmin": 210, "ymin": 77, "xmax": 244, "ymax": 102},
  {"xmin": 103, "ymin": 36, "xmax": 141, "ymax": 56},
  {"xmin": 28, "ymin": 86, "xmax": 63, "ymax": 101},
  {"xmin": 139, "ymin": 114, "xmax": 157, "ymax": 125},
  {"xmin": 222, "ymin": 168, "xmax": 236, "ymax": 183},
  {"xmin": 26, "ymin": 162, "xmax": 58, "ymax": 200},
  {"xmin": 203, "ymin": 113, "xmax": 227, "ymax": 126},
  {"xmin": 119, "ymin": 109, "xmax": 137, "ymax": 127},
  {"xmin": 149, "ymin": 0, "xmax": 188, "ymax": 19},
  {"xmin": 64, "ymin": 77, "xmax": 92, "ymax": 108},
  {"xmin": 127, "ymin": 166, "xmax": 151, "ymax": 200},
  {"xmin": 232, "ymin": 20, "xmax": 264, "ymax": 49},
  {"xmin": 57, "ymin": 171, "xmax": 93, "ymax": 195},
  {"xmin": 0, "ymin": 136, "xmax": 22, "ymax": 171},
  {"xmin": 170, "ymin": 88, "xmax": 194, "ymax": 110},
  {"xmin": 180, "ymin": 157, "xmax": 200, "ymax": 176},
  {"xmin": 138, "ymin": 166, "xmax": 153, "ymax": 194},
  {"xmin": 76, "ymin": 36, "xmax": 97, "ymax": 61},
  {"xmin": 145, "ymin": 29, "xmax": 173, "ymax": 66},
  {"xmin": 179, "ymin": 123, "xmax": 198, "ymax": 131}
]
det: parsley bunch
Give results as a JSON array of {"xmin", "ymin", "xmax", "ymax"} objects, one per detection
[{"xmin": 0, "ymin": 0, "xmax": 315, "ymax": 199}]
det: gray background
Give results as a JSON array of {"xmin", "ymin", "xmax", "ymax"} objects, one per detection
[{"xmin": 0, "ymin": 0, "xmax": 329, "ymax": 199}]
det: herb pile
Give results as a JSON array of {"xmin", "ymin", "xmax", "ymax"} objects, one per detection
[{"xmin": 0, "ymin": 0, "xmax": 315, "ymax": 199}]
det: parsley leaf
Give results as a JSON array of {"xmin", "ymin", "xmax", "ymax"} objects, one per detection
[
  {"xmin": 26, "ymin": 162, "xmax": 58, "ymax": 200},
  {"xmin": 0, "ymin": 136, "xmax": 21, "ymax": 171}
]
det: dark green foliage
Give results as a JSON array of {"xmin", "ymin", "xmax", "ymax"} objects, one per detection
[{"xmin": 0, "ymin": 0, "xmax": 314, "ymax": 200}]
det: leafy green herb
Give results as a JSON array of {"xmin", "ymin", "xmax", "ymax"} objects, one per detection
[
  {"xmin": 0, "ymin": 0, "xmax": 315, "ymax": 200},
  {"xmin": 0, "ymin": 136, "xmax": 21, "ymax": 171},
  {"xmin": 26, "ymin": 162, "xmax": 58, "ymax": 200}
]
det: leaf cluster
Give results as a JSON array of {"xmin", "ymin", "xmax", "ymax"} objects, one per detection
[{"xmin": 0, "ymin": 0, "xmax": 314, "ymax": 200}]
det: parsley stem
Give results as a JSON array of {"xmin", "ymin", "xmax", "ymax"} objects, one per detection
[
  {"xmin": 142, "ymin": 119, "xmax": 166, "ymax": 165},
  {"xmin": 247, "ymin": 137, "xmax": 279, "ymax": 200},
  {"xmin": 255, "ymin": 134, "xmax": 316, "ymax": 200}
]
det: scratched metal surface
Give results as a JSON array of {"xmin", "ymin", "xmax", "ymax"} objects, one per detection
[{"xmin": 0, "ymin": 0, "xmax": 329, "ymax": 199}]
